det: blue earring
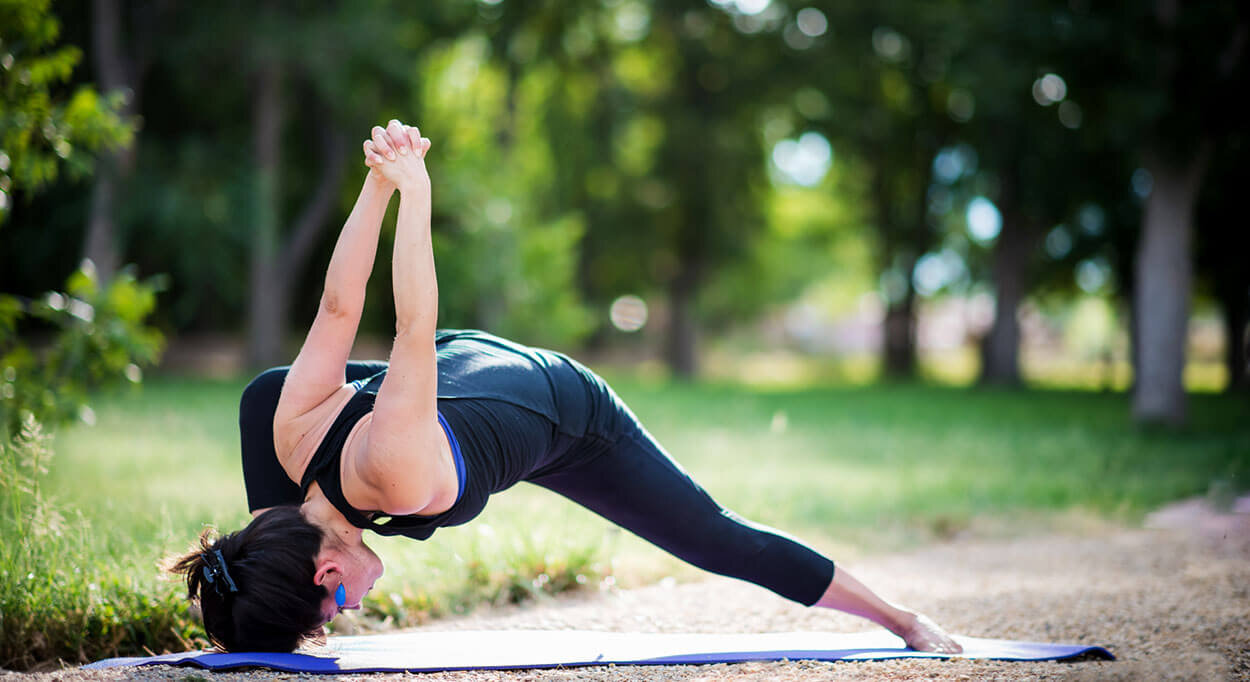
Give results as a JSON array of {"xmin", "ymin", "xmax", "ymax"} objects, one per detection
[{"xmin": 335, "ymin": 583, "xmax": 346, "ymax": 608}]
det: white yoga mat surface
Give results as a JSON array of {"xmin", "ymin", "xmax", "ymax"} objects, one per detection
[{"xmin": 85, "ymin": 629, "xmax": 1114, "ymax": 673}]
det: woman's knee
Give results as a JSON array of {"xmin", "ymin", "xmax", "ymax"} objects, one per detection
[{"xmin": 240, "ymin": 367, "xmax": 288, "ymax": 422}]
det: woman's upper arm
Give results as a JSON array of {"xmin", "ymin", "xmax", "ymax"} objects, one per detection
[
  {"xmin": 275, "ymin": 296, "xmax": 361, "ymax": 422},
  {"xmin": 357, "ymin": 331, "xmax": 443, "ymax": 513}
]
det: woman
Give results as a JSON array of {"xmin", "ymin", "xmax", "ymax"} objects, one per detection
[{"xmin": 172, "ymin": 120, "xmax": 962, "ymax": 656}]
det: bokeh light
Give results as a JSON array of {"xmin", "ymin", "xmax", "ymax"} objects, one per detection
[
  {"xmin": 1132, "ymin": 168, "xmax": 1153, "ymax": 198},
  {"xmin": 872, "ymin": 27, "xmax": 910, "ymax": 62},
  {"xmin": 946, "ymin": 90, "xmax": 975, "ymax": 122},
  {"xmin": 771, "ymin": 132, "xmax": 833, "ymax": 186},
  {"xmin": 913, "ymin": 249, "xmax": 968, "ymax": 297},
  {"xmin": 1076, "ymin": 258, "xmax": 1111, "ymax": 293},
  {"xmin": 934, "ymin": 145, "xmax": 977, "ymax": 184},
  {"xmin": 1031, "ymin": 73, "xmax": 1067, "ymax": 106},
  {"xmin": 1045, "ymin": 225, "xmax": 1073, "ymax": 259},
  {"xmin": 609, "ymin": 295, "xmax": 649, "ymax": 332},
  {"xmin": 1058, "ymin": 100, "xmax": 1082, "ymax": 129},
  {"xmin": 1077, "ymin": 204, "xmax": 1105, "ymax": 236},
  {"xmin": 485, "ymin": 198, "xmax": 512, "ymax": 225},
  {"xmin": 794, "ymin": 88, "xmax": 829, "ymax": 119},
  {"xmin": 614, "ymin": 2, "xmax": 650, "ymax": 42},
  {"xmin": 713, "ymin": 0, "xmax": 772, "ymax": 16},
  {"xmin": 965, "ymin": 197, "xmax": 1002, "ymax": 244},
  {"xmin": 796, "ymin": 8, "xmax": 828, "ymax": 37}
]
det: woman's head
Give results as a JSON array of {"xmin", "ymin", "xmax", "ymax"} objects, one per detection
[{"xmin": 169, "ymin": 505, "xmax": 328, "ymax": 652}]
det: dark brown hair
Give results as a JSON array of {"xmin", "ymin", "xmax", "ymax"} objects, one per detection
[{"xmin": 169, "ymin": 505, "xmax": 326, "ymax": 652}]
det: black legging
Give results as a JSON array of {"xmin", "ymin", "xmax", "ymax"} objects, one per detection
[{"xmin": 525, "ymin": 401, "xmax": 836, "ymax": 607}]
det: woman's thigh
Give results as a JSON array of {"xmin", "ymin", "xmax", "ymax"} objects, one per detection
[{"xmin": 528, "ymin": 421, "xmax": 835, "ymax": 605}]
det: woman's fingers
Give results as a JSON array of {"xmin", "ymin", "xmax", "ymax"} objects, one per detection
[
  {"xmin": 404, "ymin": 125, "xmax": 422, "ymax": 155},
  {"xmin": 369, "ymin": 120, "xmax": 428, "ymax": 163},
  {"xmin": 362, "ymin": 140, "xmax": 385, "ymax": 167},
  {"xmin": 371, "ymin": 126, "xmax": 395, "ymax": 161},
  {"xmin": 387, "ymin": 119, "xmax": 409, "ymax": 155}
]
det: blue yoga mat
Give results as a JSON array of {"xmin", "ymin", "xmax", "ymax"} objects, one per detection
[{"xmin": 85, "ymin": 629, "xmax": 1113, "ymax": 673}]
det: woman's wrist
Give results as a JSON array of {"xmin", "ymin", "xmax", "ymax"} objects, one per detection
[
  {"xmin": 365, "ymin": 170, "xmax": 397, "ymax": 195},
  {"xmin": 395, "ymin": 177, "xmax": 431, "ymax": 197}
]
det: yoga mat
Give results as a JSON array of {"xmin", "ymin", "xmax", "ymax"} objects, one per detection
[{"xmin": 85, "ymin": 629, "xmax": 1114, "ymax": 673}]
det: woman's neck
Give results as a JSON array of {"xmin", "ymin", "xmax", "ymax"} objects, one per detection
[{"xmin": 301, "ymin": 483, "xmax": 364, "ymax": 546}]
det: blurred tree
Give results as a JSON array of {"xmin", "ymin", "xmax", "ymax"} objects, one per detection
[
  {"xmin": 245, "ymin": 54, "xmax": 348, "ymax": 370},
  {"xmin": 651, "ymin": 3, "xmax": 777, "ymax": 377},
  {"xmin": 412, "ymin": 28, "xmax": 594, "ymax": 348},
  {"xmin": 81, "ymin": 0, "xmax": 173, "ymax": 284},
  {"xmin": 0, "ymin": 0, "xmax": 130, "ymax": 223},
  {"xmin": 794, "ymin": 2, "xmax": 968, "ymax": 378},
  {"xmin": 148, "ymin": 1, "xmax": 430, "ymax": 368},
  {"xmin": 426, "ymin": 0, "xmax": 598, "ymax": 347},
  {"xmin": 482, "ymin": 0, "xmax": 784, "ymax": 377},
  {"xmin": 1090, "ymin": 2, "xmax": 1248, "ymax": 423},
  {"xmin": 1196, "ymin": 137, "xmax": 1250, "ymax": 392},
  {"xmin": 958, "ymin": 4, "xmax": 1046, "ymax": 386},
  {"xmin": 0, "ymin": 0, "xmax": 163, "ymax": 433},
  {"xmin": 954, "ymin": 1, "xmax": 1109, "ymax": 386}
]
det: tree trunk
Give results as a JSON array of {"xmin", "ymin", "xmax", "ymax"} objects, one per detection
[
  {"xmin": 1128, "ymin": 292, "xmax": 1141, "ymax": 395},
  {"xmin": 883, "ymin": 282, "xmax": 916, "ymax": 379},
  {"xmin": 979, "ymin": 174, "xmax": 1034, "ymax": 387},
  {"xmin": 979, "ymin": 229, "xmax": 1028, "ymax": 386},
  {"xmin": 1219, "ymin": 287, "xmax": 1248, "ymax": 392},
  {"xmin": 83, "ymin": 0, "xmax": 142, "ymax": 283},
  {"xmin": 666, "ymin": 264, "xmax": 699, "ymax": 380},
  {"xmin": 1131, "ymin": 147, "xmax": 1209, "ymax": 424},
  {"xmin": 84, "ymin": 165, "xmax": 122, "ymax": 281},
  {"xmin": 244, "ymin": 66, "xmax": 348, "ymax": 371},
  {"xmin": 246, "ymin": 61, "xmax": 285, "ymax": 370}
]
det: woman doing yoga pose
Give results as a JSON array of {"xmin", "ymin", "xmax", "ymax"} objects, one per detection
[{"xmin": 171, "ymin": 120, "xmax": 961, "ymax": 656}]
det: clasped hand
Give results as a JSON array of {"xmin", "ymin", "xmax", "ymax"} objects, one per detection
[{"xmin": 363, "ymin": 119, "xmax": 431, "ymax": 193}]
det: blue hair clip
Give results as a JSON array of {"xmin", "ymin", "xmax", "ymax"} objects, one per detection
[
  {"xmin": 335, "ymin": 583, "xmax": 346, "ymax": 608},
  {"xmin": 201, "ymin": 549, "xmax": 239, "ymax": 597}
]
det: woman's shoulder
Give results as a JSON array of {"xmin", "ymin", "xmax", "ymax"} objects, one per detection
[{"xmin": 276, "ymin": 382, "xmax": 361, "ymax": 486}]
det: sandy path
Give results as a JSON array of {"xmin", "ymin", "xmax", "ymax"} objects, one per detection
[{"xmin": 12, "ymin": 512, "xmax": 1248, "ymax": 682}]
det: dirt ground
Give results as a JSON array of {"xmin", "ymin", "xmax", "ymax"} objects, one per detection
[{"xmin": 7, "ymin": 498, "xmax": 1250, "ymax": 681}]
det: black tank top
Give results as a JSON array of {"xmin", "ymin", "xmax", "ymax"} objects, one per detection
[{"xmin": 298, "ymin": 329, "xmax": 600, "ymax": 540}]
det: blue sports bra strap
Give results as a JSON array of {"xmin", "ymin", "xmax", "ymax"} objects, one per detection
[{"xmin": 437, "ymin": 410, "xmax": 467, "ymax": 503}]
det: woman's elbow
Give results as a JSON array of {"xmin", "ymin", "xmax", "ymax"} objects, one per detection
[
  {"xmin": 321, "ymin": 291, "xmax": 362, "ymax": 319},
  {"xmin": 375, "ymin": 484, "xmax": 435, "ymax": 517}
]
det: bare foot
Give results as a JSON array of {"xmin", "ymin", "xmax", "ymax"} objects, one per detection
[{"xmin": 895, "ymin": 612, "xmax": 963, "ymax": 654}]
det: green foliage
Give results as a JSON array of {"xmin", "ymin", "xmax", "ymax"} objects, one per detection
[
  {"xmin": 0, "ymin": 412, "xmax": 196, "ymax": 670},
  {"xmin": 356, "ymin": 531, "xmax": 604, "ymax": 629},
  {"xmin": 0, "ymin": 259, "xmax": 166, "ymax": 668},
  {"xmin": 1, "ymin": 263, "xmax": 164, "ymax": 435},
  {"xmin": 0, "ymin": 0, "xmax": 130, "ymax": 217},
  {"xmin": 700, "ymin": 171, "xmax": 876, "ymax": 326},
  {"xmin": 414, "ymin": 38, "xmax": 594, "ymax": 347},
  {"xmin": 0, "ymin": 0, "xmax": 169, "ymax": 667}
]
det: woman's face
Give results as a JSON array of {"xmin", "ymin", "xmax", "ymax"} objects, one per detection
[{"xmin": 319, "ymin": 541, "xmax": 385, "ymax": 624}]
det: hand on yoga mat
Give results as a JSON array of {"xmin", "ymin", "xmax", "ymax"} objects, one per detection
[
  {"xmin": 363, "ymin": 119, "xmax": 431, "ymax": 193},
  {"xmin": 898, "ymin": 612, "xmax": 962, "ymax": 654}
]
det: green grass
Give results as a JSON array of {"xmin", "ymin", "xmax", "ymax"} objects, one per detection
[{"xmin": 7, "ymin": 375, "xmax": 1249, "ymax": 668}]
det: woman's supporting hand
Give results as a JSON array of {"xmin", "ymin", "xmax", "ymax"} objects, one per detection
[{"xmin": 363, "ymin": 119, "xmax": 432, "ymax": 195}]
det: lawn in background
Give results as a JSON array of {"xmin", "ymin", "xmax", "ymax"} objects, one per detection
[{"xmin": 42, "ymin": 374, "xmax": 1250, "ymax": 637}]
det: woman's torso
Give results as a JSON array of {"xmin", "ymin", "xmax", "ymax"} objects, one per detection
[{"xmin": 294, "ymin": 329, "xmax": 621, "ymax": 540}]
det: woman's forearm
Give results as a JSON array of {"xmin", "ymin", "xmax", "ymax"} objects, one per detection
[
  {"xmin": 390, "ymin": 183, "xmax": 436, "ymax": 336},
  {"xmin": 322, "ymin": 174, "xmax": 393, "ymax": 314}
]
